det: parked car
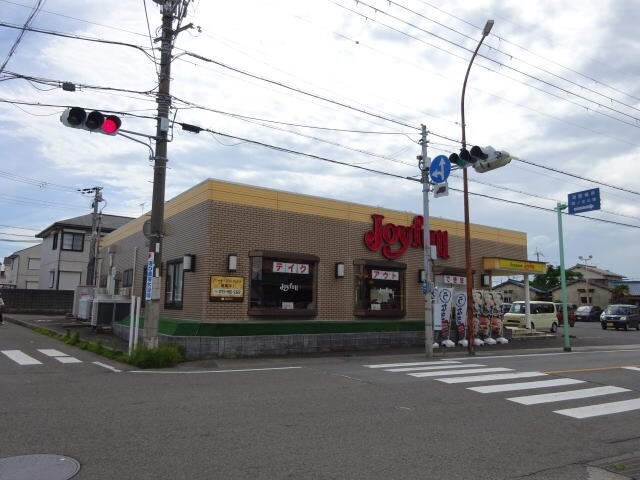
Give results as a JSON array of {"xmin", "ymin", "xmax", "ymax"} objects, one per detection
[
  {"xmin": 554, "ymin": 303, "xmax": 576, "ymax": 327},
  {"xmin": 503, "ymin": 301, "xmax": 558, "ymax": 333},
  {"xmin": 499, "ymin": 303, "xmax": 512, "ymax": 317},
  {"xmin": 575, "ymin": 305, "xmax": 602, "ymax": 322},
  {"xmin": 600, "ymin": 304, "xmax": 640, "ymax": 331}
]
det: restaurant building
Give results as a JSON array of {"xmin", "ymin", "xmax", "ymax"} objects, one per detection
[{"xmin": 100, "ymin": 179, "xmax": 529, "ymax": 355}]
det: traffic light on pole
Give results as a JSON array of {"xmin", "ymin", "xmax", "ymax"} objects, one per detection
[
  {"xmin": 449, "ymin": 145, "xmax": 512, "ymax": 173},
  {"xmin": 60, "ymin": 107, "xmax": 122, "ymax": 135}
]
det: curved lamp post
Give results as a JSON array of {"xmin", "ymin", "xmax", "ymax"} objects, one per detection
[{"xmin": 461, "ymin": 19, "xmax": 494, "ymax": 355}]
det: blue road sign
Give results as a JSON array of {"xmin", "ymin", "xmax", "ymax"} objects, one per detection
[
  {"xmin": 568, "ymin": 188, "xmax": 601, "ymax": 214},
  {"xmin": 145, "ymin": 252, "xmax": 154, "ymax": 301},
  {"xmin": 429, "ymin": 155, "xmax": 451, "ymax": 184}
]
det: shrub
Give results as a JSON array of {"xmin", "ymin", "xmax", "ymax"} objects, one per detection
[{"xmin": 127, "ymin": 344, "xmax": 183, "ymax": 369}]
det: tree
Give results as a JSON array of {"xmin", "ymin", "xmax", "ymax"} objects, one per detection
[
  {"xmin": 610, "ymin": 284, "xmax": 630, "ymax": 303},
  {"xmin": 530, "ymin": 265, "xmax": 582, "ymax": 291}
]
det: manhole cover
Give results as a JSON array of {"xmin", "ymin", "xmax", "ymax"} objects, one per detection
[{"xmin": 0, "ymin": 454, "xmax": 80, "ymax": 480}]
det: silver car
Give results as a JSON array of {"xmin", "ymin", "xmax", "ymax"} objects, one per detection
[{"xmin": 600, "ymin": 304, "xmax": 640, "ymax": 331}]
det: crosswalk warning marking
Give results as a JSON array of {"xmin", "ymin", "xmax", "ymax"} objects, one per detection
[
  {"xmin": 409, "ymin": 367, "xmax": 513, "ymax": 378},
  {"xmin": 438, "ymin": 371, "xmax": 547, "ymax": 384},
  {"xmin": 37, "ymin": 349, "xmax": 82, "ymax": 364},
  {"xmin": 508, "ymin": 386, "xmax": 631, "ymax": 406},
  {"xmin": 2, "ymin": 350, "xmax": 42, "ymax": 365},
  {"xmin": 554, "ymin": 398, "xmax": 640, "ymax": 419},
  {"xmin": 469, "ymin": 378, "xmax": 585, "ymax": 394}
]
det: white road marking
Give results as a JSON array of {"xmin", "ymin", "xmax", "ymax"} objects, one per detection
[
  {"xmin": 38, "ymin": 348, "xmax": 82, "ymax": 364},
  {"xmin": 508, "ymin": 386, "xmax": 631, "ymax": 405},
  {"xmin": 555, "ymin": 398, "xmax": 640, "ymax": 419},
  {"xmin": 469, "ymin": 378, "xmax": 585, "ymax": 393},
  {"xmin": 38, "ymin": 349, "xmax": 67, "ymax": 357},
  {"xmin": 409, "ymin": 367, "xmax": 512, "ymax": 378},
  {"xmin": 365, "ymin": 361, "xmax": 460, "ymax": 368},
  {"xmin": 386, "ymin": 363, "xmax": 486, "ymax": 372},
  {"xmin": 2, "ymin": 350, "xmax": 42, "ymax": 365},
  {"xmin": 128, "ymin": 366, "xmax": 303, "ymax": 374},
  {"xmin": 438, "ymin": 371, "xmax": 547, "ymax": 384},
  {"xmin": 93, "ymin": 361, "xmax": 122, "ymax": 373},
  {"xmin": 623, "ymin": 366, "xmax": 640, "ymax": 372}
]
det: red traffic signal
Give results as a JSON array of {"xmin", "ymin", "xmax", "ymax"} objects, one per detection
[{"xmin": 60, "ymin": 107, "xmax": 121, "ymax": 136}]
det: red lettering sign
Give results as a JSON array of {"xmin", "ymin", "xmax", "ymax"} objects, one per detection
[{"xmin": 364, "ymin": 214, "xmax": 449, "ymax": 260}]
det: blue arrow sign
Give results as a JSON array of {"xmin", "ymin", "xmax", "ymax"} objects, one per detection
[
  {"xmin": 568, "ymin": 188, "xmax": 601, "ymax": 214},
  {"xmin": 429, "ymin": 155, "xmax": 451, "ymax": 184}
]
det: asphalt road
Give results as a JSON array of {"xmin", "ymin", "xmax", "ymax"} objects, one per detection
[{"xmin": 1, "ymin": 321, "xmax": 640, "ymax": 479}]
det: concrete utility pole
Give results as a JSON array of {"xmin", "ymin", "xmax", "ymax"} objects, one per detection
[
  {"xmin": 419, "ymin": 126, "xmax": 434, "ymax": 358},
  {"xmin": 144, "ymin": 0, "xmax": 191, "ymax": 348},
  {"xmin": 83, "ymin": 186, "xmax": 103, "ymax": 286}
]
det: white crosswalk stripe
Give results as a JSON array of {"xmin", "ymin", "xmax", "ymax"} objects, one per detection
[
  {"xmin": 469, "ymin": 378, "xmax": 585, "ymax": 393},
  {"xmin": 2, "ymin": 349, "xmax": 82, "ymax": 366},
  {"xmin": 362, "ymin": 360, "xmax": 640, "ymax": 420},
  {"xmin": 555, "ymin": 398, "xmax": 640, "ymax": 419},
  {"xmin": 409, "ymin": 367, "xmax": 513, "ymax": 378},
  {"xmin": 38, "ymin": 349, "xmax": 82, "ymax": 364},
  {"xmin": 438, "ymin": 371, "xmax": 547, "ymax": 384},
  {"xmin": 2, "ymin": 350, "xmax": 42, "ymax": 365},
  {"xmin": 508, "ymin": 386, "xmax": 630, "ymax": 405}
]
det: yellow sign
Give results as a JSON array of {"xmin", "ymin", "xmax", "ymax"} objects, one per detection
[
  {"xmin": 483, "ymin": 257, "xmax": 546, "ymax": 274},
  {"xmin": 210, "ymin": 276, "xmax": 244, "ymax": 302}
]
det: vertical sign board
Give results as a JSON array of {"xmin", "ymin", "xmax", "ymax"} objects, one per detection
[
  {"xmin": 145, "ymin": 252, "xmax": 155, "ymax": 301},
  {"xmin": 568, "ymin": 188, "xmax": 601, "ymax": 214}
]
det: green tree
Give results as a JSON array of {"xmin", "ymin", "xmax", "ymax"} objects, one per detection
[
  {"xmin": 610, "ymin": 284, "xmax": 630, "ymax": 303},
  {"xmin": 531, "ymin": 265, "xmax": 582, "ymax": 291}
]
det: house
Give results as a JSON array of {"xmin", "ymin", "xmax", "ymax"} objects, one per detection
[
  {"xmin": 569, "ymin": 264, "xmax": 624, "ymax": 289},
  {"xmin": 491, "ymin": 279, "xmax": 548, "ymax": 303},
  {"xmin": 610, "ymin": 280, "xmax": 640, "ymax": 307},
  {"xmin": 2, "ymin": 244, "xmax": 41, "ymax": 289},
  {"xmin": 35, "ymin": 213, "xmax": 133, "ymax": 290},
  {"xmin": 548, "ymin": 279, "xmax": 611, "ymax": 308}
]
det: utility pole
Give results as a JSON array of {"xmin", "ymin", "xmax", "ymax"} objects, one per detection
[
  {"xmin": 82, "ymin": 186, "xmax": 103, "ymax": 286},
  {"xmin": 418, "ymin": 125, "xmax": 434, "ymax": 358},
  {"xmin": 145, "ymin": 1, "xmax": 191, "ymax": 348}
]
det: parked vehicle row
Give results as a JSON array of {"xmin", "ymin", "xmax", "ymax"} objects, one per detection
[
  {"xmin": 600, "ymin": 304, "xmax": 640, "ymax": 331},
  {"xmin": 502, "ymin": 301, "xmax": 640, "ymax": 333}
]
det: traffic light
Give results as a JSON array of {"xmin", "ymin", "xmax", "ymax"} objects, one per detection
[
  {"xmin": 470, "ymin": 146, "xmax": 513, "ymax": 173},
  {"xmin": 449, "ymin": 145, "xmax": 512, "ymax": 173},
  {"xmin": 60, "ymin": 107, "xmax": 121, "ymax": 136}
]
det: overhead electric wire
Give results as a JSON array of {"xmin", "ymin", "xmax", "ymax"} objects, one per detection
[
  {"xmin": 0, "ymin": 0, "xmax": 44, "ymax": 74},
  {"xmin": 333, "ymin": 0, "xmax": 640, "ymax": 128},
  {"xmin": 179, "ymin": 49, "xmax": 419, "ymax": 131},
  {"xmin": 176, "ymin": 119, "xmax": 640, "ymax": 230},
  {"xmin": 0, "ymin": 21, "xmax": 157, "ymax": 63},
  {"xmin": 383, "ymin": 0, "xmax": 640, "ymax": 116}
]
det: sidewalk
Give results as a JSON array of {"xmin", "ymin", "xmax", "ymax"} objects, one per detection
[{"xmin": 4, "ymin": 313, "xmax": 130, "ymax": 353}]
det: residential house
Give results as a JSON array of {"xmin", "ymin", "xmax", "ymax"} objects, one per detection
[
  {"xmin": 3, "ymin": 244, "xmax": 41, "ymax": 289},
  {"xmin": 36, "ymin": 213, "xmax": 133, "ymax": 290},
  {"xmin": 491, "ymin": 279, "xmax": 548, "ymax": 303}
]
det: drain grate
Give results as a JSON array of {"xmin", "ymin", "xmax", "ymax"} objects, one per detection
[
  {"xmin": 0, "ymin": 454, "xmax": 80, "ymax": 480},
  {"xmin": 590, "ymin": 453, "xmax": 640, "ymax": 479}
]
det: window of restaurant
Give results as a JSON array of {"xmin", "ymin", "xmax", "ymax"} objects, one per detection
[
  {"xmin": 248, "ymin": 250, "xmax": 318, "ymax": 317},
  {"xmin": 165, "ymin": 258, "xmax": 184, "ymax": 309},
  {"xmin": 354, "ymin": 260, "xmax": 406, "ymax": 317}
]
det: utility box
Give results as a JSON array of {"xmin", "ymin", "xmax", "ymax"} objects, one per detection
[{"xmin": 91, "ymin": 295, "xmax": 130, "ymax": 329}]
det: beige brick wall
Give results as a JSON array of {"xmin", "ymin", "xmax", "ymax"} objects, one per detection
[{"xmin": 105, "ymin": 198, "xmax": 526, "ymax": 323}]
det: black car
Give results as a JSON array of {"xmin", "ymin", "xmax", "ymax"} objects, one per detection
[
  {"xmin": 575, "ymin": 305, "xmax": 602, "ymax": 322},
  {"xmin": 600, "ymin": 304, "xmax": 640, "ymax": 331}
]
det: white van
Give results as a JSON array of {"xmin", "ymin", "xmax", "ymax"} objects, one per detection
[{"xmin": 503, "ymin": 301, "xmax": 558, "ymax": 333}]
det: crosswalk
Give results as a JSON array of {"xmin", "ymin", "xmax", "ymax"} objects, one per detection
[
  {"xmin": 2, "ymin": 348, "xmax": 82, "ymax": 366},
  {"xmin": 364, "ymin": 360, "xmax": 640, "ymax": 420}
]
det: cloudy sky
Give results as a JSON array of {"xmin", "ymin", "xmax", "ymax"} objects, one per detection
[{"xmin": 1, "ymin": 0, "xmax": 639, "ymax": 280}]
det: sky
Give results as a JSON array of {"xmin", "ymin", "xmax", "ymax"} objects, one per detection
[{"xmin": 1, "ymin": 0, "xmax": 639, "ymax": 281}]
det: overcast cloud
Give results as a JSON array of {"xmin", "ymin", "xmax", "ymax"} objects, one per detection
[{"xmin": 1, "ymin": 0, "xmax": 639, "ymax": 279}]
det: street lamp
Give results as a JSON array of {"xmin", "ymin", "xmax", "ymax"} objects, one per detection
[
  {"xmin": 579, "ymin": 254, "xmax": 593, "ymax": 304},
  {"xmin": 460, "ymin": 19, "xmax": 494, "ymax": 355}
]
